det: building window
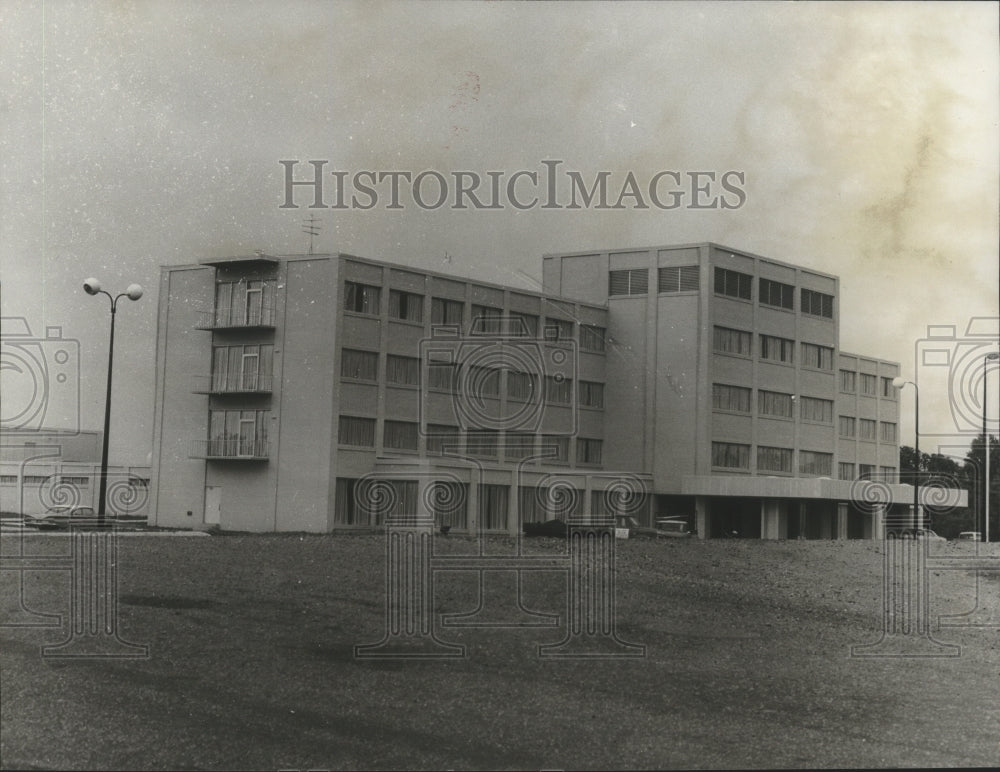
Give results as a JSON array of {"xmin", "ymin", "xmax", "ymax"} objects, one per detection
[
  {"xmin": 658, "ymin": 265, "xmax": 699, "ymax": 293},
  {"xmin": 334, "ymin": 478, "xmax": 368, "ymax": 525},
  {"xmin": 714, "ymin": 326, "xmax": 752, "ymax": 357},
  {"xmin": 509, "ymin": 311, "xmax": 539, "ymax": 337},
  {"xmin": 0, "ymin": 475, "xmax": 17, "ymax": 484},
  {"xmin": 211, "ymin": 344, "xmax": 274, "ymax": 392},
  {"xmin": 470, "ymin": 304, "xmax": 503, "ymax": 335},
  {"xmin": 577, "ymin": 438, "xmax": 603, "ymax": 465},
  {"xmin": 714, "ymin": 267, "xmax": 752, "ymax": 300},
  {"xmin": 801, "ymin": 288, "xmax": 834, "ymax": 318},
  {"xmin": 427, "ymin": 481, "xmax": 468, "ymax": 529},
  {"xmin": 757, "ymin": 446, "xmax": 793, "ymax": 473},
  {"xmin": 799, "ymin": 396, "xmax": 833, "ymax": 424},
  {"xmin": 880, "ymin": 466, "xmax": 897, "ymax": 483},
  {"xmin": 338, "ymin": 416, "xmax": 376, "ymax": 447},
  {"xmin": 543, "ymin": 318, "xmax": 574, "ymax": 342},
  {"xmin": 428, "ymin": 361, "xmax": 458, "ymax": 392},
  {"xmin": 344, "ymin": 281, "xmax": 381, "ymax": 315},
  {"xmin": 426, "ymin": 424, "xmax": 460, "ymax": 455},
  {"xmin": 711, "ymin": 442, "xmax": 750, "ymax": 469},
  {"xmin": 712, "ymin": 384, "xmax": 751, "ymax": 413},
  {"xmin": 333, "ymin": 478, "xmax": 416, "ymax": 525},
  {"xmin": 466, "ymin": 365, "xmax": 501, "ymax": 398},
  {"xmin": 57, "ymin": 475, "xmax": 89, "ymax": 486},
  {"xmin": 208, "ymin": 409, "xmax": 269, "ymax": 457},
  {"xmin": 759, "ymin": 278, "xmax": 794, "ymax": 310},
  {"xmin": 384, "ymin": 420, "xmax": 419, "ymax": 451},
  {"xmin": 545, "ymin": 375, "xmax": 572, "ymax": 404},
  {"xmin": 466, "ymin": 429, "xmax": 499, "ymax": 458},
  {"xmin": 609, "ymin": 268, "xmax": 648, "ymax": 296},
  {"xmin": 579, "ymin": 324, "xmax": 606, "ymax": 352},
  {"xmin": 859, "ymin": 419, "xmax": 877, "ymax": 441},
  {"xmin": 859, "ymin": 463, "xmax": 876, "ymax": 480},
  {"xmin": 579, "ymin": 380, "xmax": 605, "ymax": 409},
  {"xmin": 507, "ymin": 371, "xmax": 538, "ymax": 401},
  {"xmin": 801, "ymin": 342, "xmax": 834, "ymax": 371},
  {"xmin": 431, "ymin": 297, "xmax": 464, "ymax": 326},
  {"xmin": 880, "ymin": 421, "xmax": 897, "ymax": 443},
  {"xmin": 758, "ymin": 390, "xmax": 793, "ymax": 419},
  {"xmin": 839, "ymin": 416, "xmax": 856, "ymax": 438},
  {"xmin": 541, "ymin": 435, "xmax": 569, "ymax": 462},
  {"xmin": 518, "ymin": 486, "xmax": 548, "ymax": 524},
  {"xmin": 505, "ymin": 432, "xmax": 535, "ymax": 460},
  {"xmin": 479, "ymin": 484, "xmax": 509, "ymax": 531},
  {"xmin": 799, "ymin": 451, "xmax": 833, "ymax": 476},
  {"xmin": 341, "ymin": 349, "xmax": 378, "ymax": 381},
  {"xmin": 838, "ymin": 462, "xmax": 855, "ymax": 481},
  {"xmin": 760, "ymin": 334, "xmax": 795, "ymax": 364},
  {"xmin": 860, "ymin": 373, "xmax": 877, "ymax": 395},
  {"xmin": 839, "ymin": 370, "xmax": 856, "ymax": 393},
  {"xmin": 386, "ymin": 355, "xmax": 420, "ymax": 386},
  {"xmin": 23, "ymin": 475, "xmax": 48, "ymax": 484},
  {"xmin": 881, "ymin": 377, "xmax": 896, "ymax": 398},
  {"xmin": 214, "ymin": 279, "xmax": 276, "ymax": 327},
  {"xmin": 389, "ymin": 290, "xmax": 423, "ymax": 323}
]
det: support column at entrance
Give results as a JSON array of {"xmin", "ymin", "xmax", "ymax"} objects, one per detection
[
  {"xmin": 837, "ymin": 502, "xmax": 848, "ymax": 540},
  {"xmin": 695, "ymin": 496, "xmax": 708, "ymax": 540}
]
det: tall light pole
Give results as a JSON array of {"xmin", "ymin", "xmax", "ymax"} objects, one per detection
[
  {"xmin": 985, "ymin": 351, "xmax": 1000, "ymax": 543},
  {"xmin": 893, "ymin": 377, "xmax": 919, "ymax": 531},
  {"xmin": 84, "ymin": 278, "xmax": 143, "ymax": 526}
]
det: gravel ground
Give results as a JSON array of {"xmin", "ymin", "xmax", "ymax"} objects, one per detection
[{"xmin": 1, "ymin": 533, "xmax": 998, "ymax": 770}]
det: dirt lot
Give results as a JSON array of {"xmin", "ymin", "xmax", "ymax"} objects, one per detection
[{"xmin": 2, "ymin": 533, "xmax": 998, "ymax": 770}]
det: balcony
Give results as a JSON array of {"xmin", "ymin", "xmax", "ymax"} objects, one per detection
[
  {"xmin": 190, "ymin": 439, "xmax": 270, "ymax": 461},
  {"xmin": 195, "ymin": 306, "xmax": 276, "ymax": 331},
  {"xmin": 191, "ymin": 374, "xmax": 274, "ymax": 395}
]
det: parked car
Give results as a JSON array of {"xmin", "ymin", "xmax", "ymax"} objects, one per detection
[
  {"xmin": 616, "ymin": 515, "xmax": 692, "ymax": 539},
  {"xmin": 957, "ymin": 531, "xmax": 982, "ymax": 541},
  {"xmin": 886, "ymin": 527, "xmax": 946, "ymax": 542},
  {"xmin": 23, "ymin": 506, "xmax": 97, "ymax": 530}
]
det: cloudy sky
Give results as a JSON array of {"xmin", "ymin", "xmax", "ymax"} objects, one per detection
[{"xmin": 1, "ymin": 0, "xmax": 997, "ymax": 465}]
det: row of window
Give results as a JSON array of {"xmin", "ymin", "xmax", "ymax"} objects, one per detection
[
  {"xmin": 838, "ymin": 417, "xmax": 897, "ymax": 442},
  {"xmin": 0, "ymin": 474, "xmax": 91, "ymax": 485},
  {"xmin": 332, "ymin": 478, "xmax": 647, "ymax": 529},
  {"xmin": 713, "ymin": 385, "xmax": 833, "ymax": 422},
  {"xmin": 341, "ymin": 349, "xmax": 604, "ymax": 407},
  {"xmin": 714, "ymin": 327, "xmax": 835, "ymax": 370},
  {"xmin": 711, "ymin": 443, "xmax": 896, "ymax": 479},
  {"xmin": 344, "ymin": 282, "xmax": 607, "ymax": 351},
  {"xmin": 338, "ymin": 415, "xmax": 603, "ymax": 463},
  {"xmin": 608, "ymin": 266, "xmax": 701, "ymax": 296},
  {"xmin": 714, "ymin": 267, "xmax": 834, "ymax": 318},
  {"xmin": 839, "ymin": 369, "xmax": 896, "ymax": 398}
]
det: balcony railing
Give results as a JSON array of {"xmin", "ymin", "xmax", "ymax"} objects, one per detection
[
  {"xmin": 191, "ymin": 374, "xmax": 274, "ymax": 395},
  {"xmin": 195, "ymin": 306, "xmax": 276, "ymax": 331},
  {"xmin": 190, "ymin": 439, "xmax": 270, "ymax": 460}
]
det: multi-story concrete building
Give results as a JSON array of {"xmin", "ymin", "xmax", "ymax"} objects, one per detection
[{"xmin": 149, "ymin": 243, "xmax": 955, "ymax": 537}]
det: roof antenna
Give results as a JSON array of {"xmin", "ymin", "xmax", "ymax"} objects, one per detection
[{"xmin": 303, "ymin": 215, "xmax": 321, "ymax": 255}]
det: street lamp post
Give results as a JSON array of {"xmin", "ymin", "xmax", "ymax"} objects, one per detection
[
  {"xmin": 83, "ymin": 278, "xmax": 143, "ymax": 527},
  {"xmin": 985, "ymin": 352, "xmax": 1000, "ymax": 543},
  {"xmin": 892, "ymin": 377, "xmax": 919, "ymax": 531}
]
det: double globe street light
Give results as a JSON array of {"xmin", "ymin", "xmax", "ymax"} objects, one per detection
[{"xmin": 83, "ymin": 278, "xmax": 143, "ymax": 526}]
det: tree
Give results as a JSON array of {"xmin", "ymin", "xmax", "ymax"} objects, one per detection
[{"xmin": 963, "ymin": 433, "xmax": 1000, "ymax": 541}]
